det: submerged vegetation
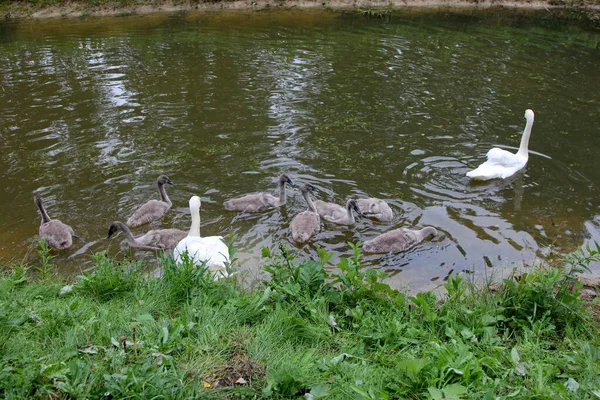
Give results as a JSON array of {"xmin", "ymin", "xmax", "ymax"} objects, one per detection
[{"xmin": 1, "ymin": 242, "xmax": 599, "ymax": 399}]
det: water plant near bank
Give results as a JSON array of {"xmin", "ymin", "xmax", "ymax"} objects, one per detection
[{"xmin": 1, "ymin": 244, "xmax": 599, "ymax": 399}]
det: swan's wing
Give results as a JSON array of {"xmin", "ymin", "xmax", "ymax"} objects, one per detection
[
  {"xmin": 467, "ymin": 147, "xmax": 526, "ymax": 180},
  {"xmin": 145, "ymin": 229, "xmax": 187, "ymax": 249},
  {"xmin": 291, "ymin": 211, "xmax": 321, "ymax": 242},
  {"xmin": 314, "ymin": 200, "xmax": 345, "ymax": 220},
  {"xmin": 40, "ymin": 220, "xmax": 73, "ymax": 249},
  {"xmin": 485, "ymin": 148, "xmax": 520, "ymax": 167},
  {"xmin": 357, "ymin": 198, "xmax": 393, "ymax": 221},
  {"xmin": 127, "ymin": 200, "xmax": 170, "ymax": 227},
  {"xmin": 174, "ymin": 236, "xmax": 230, "ymax": 267},
  {"xmin": 223, "ymin": 193, "xmax": 275, "ymax": 212}
]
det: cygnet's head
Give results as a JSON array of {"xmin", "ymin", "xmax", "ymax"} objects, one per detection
[
  {"xmin": 524, "ymin": 109, "xmax": 534, "ymax": 121},
  {"xmin": 189, "ymin": 195, "xmax": 201, "ymax": 210},
  {"xmin": 107, "ymin": 222, "xmax": 123, "ymax": 239},
  {"xmin": 157, "ymin": 175, "xmax": 174, "ymax": 186},
  {"xmin": 347, "ymin": 198, "xmax": 360, "ymax": 213},
  {"xmin": 302, "ymin": 183, "xmax": 318, "ymax": 195},
  {"xmin": 424, "ymin": 226, "xmax": 438, "ymax": 238},
  {"xmin": 279, "ymin": 174, "xmax": 295, "ymax": 186}
]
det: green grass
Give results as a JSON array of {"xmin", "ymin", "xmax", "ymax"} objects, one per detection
[{"xmin": 1, "ymin": 244, "xmax": 599, "ymax": 399}]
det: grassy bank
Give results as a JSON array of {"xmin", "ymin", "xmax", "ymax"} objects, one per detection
[
  {"xmin": 1, "ymin": 0, "xmax": 600, "ymax": 21},
  {"xmin": 1, "ymin": 243, "xmax": 600, "ymax": 399}
]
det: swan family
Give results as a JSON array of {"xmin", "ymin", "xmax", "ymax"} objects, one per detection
[{"xmin": 32, "ymin": 109, "xmax": 536, "ymax": 277}]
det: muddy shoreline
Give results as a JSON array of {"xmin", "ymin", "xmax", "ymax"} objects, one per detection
[{"xmin": 1, "ymin": 0, "xmax": 599, "ymax": 20}]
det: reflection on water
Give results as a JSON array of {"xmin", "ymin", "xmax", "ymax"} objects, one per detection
[{"xmin": 1, "ymin": 9, "xmax": 600, "ymax": 292}]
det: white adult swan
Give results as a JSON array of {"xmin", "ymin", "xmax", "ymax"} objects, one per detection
[
  {"xmin": 174, "ymin": 196, "xmax": 230, "ymax": 278},
  {"xmin": 466, "ymin": 109, "xmax": 535, "ymax": 181}
]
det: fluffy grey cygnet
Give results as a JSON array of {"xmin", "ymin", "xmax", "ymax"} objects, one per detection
[
  {"xmin": 34, "ymin": 195, "xmax": 76, "ymax": 250},
  {"xmin": 290, "ymin": 184, "xmax": 321, "ymax": 243},
  {"xmin": 362, "ymin": 227, "xmax": 437, "ymax": 254},
  {"xmin": 356, "ymin": 198, "xmax": 394, "ymax": 222},
  {"xmin": 314, "ymin": 198, "xmax": 360, "ymax": 225},
  {"xmin": 107, "ymin": 221, "xmax": 187, "ymax": 250},
  {"xmin": 126, "ymin": 175, "xmax": 174, "ymax": 227},
  {"xmin": 223, "ymin": 174, "xmax": 295, "ymax": 212}
]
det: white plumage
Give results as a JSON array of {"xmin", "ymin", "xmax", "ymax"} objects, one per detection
[
  {"xmin": 466, "ymin": 109, "xmax": 535, "ymax": 181},
  {"xmin": 174, "ymin": 196, "xmax": 230, "ymax": 279}
]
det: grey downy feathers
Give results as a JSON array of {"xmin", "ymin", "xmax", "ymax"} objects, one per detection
[
  {"xmin": 126, "ymin": 175, "xmax": 174, "ymax": 227},
  {"xmin": 223, "ymin": 174, "xmax": 295, "ymax": 212},
  {"xmin": 107, "ymin": 221, "xmax": 187, "ymax": 250},
  {"xmin": 290, "ymin": 184, "xmax": 321, "ymax": 243},
  {"xmin": 356, "ymin": 198, "xmax": 394, "ymax": 222},
  {"xmin": 314, "ymin": 198, "xmax": 360, "ymax": 225},
  {"xmin": 34, "ymin": 195, "xmax": 75, "ymax": 250},
  {"xmin": 362, "ymin": 227, "xmax": 437, "ymax": 254}
]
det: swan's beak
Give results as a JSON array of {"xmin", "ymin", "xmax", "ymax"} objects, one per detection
[
  {"xmin": 167, "ymin": 179, "xmax": 174, "ymax": 185},
  {"xmin": 288, "ymin": 179, "xmax": 296, "ymax": 187}
]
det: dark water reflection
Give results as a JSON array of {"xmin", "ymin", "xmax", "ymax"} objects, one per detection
[{"xmin": 1, "ymin": 9, "xmax": 599, "ymax": 292}]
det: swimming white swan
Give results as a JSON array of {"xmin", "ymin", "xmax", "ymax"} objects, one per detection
[
  {"xmin": 466, "ymin": 109, "xmax": 535, "ymax": 181},
  {"xmin": 127, "ymin": 175, "xmax": 174, "ymax": 227},
  {"xmin": 291, "ymin": 184, "xmax": 321, "ymax": 243},
  {"xmin": 34, "ymin": 195, "xmax": 76, "ymax": 250},
  {"xmin": 362, "ymin": 227, "xmax": 437, "ymax": 254},
  {"xmin": 356, "ymin": 198, "xmax": 394, "ymax": 222},
  {"xmin": 314, "ymin": 198, "xmax": 360, "ymax": 225},
  {"xmin": 174, "ymin": 196, "xmax": 230, "ymax": 278},
  {"xmin": 223, "ymin": 174, "xmax": 295, "ymax": 212},
  {"xmin": 107, "ymin": 221, "xmax": 187, "ymax": 250}
]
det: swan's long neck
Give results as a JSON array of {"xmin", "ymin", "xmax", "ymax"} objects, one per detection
[
  {"xmin": 303, "ymin": 190, "xmax": 317, "ymax": 213},
  {"xmin": 35, "ymin": 196, "xmax": 51, "ymax": 223},
  {"xmin": 278, "ymin": 180, "xmax": 287, "ymax": 205},
  {"xmin": 419, "ymin": 227, "xmax": 437, "ymax": 240},
  {"xmin": 158, "ymin": 183, "xmax": 172, "ymax": 205},
  {"xmin": 516, "ymin": 115, "xmax": 534, "ymax": 159},
  {"xmin": 114, "ymin": 222, "xmax": 140, "ymax": 246},
  {"xmin": 189, "ymin": 203, "xmax": 201, "ymax": 237},
  {"xmin": 345, "ymin": 201, "xmax": 356, "ymax": 224}
]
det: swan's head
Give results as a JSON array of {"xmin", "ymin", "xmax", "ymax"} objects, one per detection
[
  {"xmin": 302, "ymin": 183, "xmax": 318, "ymax": 195},
  {"xmin": 157, "ymin": 175, "xmax": 174, "ymax": 186},
  {"xmin": 279, "ymin": 174, "xmax": 296, "ymax": 187},
  {"xmin": 423, "ymin": 226, "xmax": 438, "ymax": 238},
  {"xmin": 189, "ymin": 195, "xmax": 201, "ymax": 211},
  {"xmin": 107, "ymin": 222, "xmax": 123, "ymax": 239},
  {"xmin": 347, "ymin": 199, "xmax": 360, "ymax": 213},
  {"xmin": 524, "ymin": 109, "xmax": 534, "ymax": 122}
]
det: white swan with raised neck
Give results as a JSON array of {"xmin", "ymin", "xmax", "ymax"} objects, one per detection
[
  {"xmin": 466, "ymin": 109, "xmax": 535, "ymax": 181},
  {"xmin": 174, "ymin": 196, "xmax": 230, "ymax": 279}
]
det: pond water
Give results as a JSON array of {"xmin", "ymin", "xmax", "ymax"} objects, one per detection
[{"xmin": 1, "ymin": 9, "xmax": 599, "ymax": 292}]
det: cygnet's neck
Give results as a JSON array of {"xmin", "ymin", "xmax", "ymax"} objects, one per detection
[
  {"xmin": 303, "ymin": 190, "xmax": 317, "ymax": 213},
  {"xmin": 278, "ymin": 180, "xmax": 287, "ymax": 205},
  {"xmin": 345, "ymin": 201, "xmax": 356, "ymax": 224},
  {"xmin": 158, "ymin": 182, "xmax": 172, "ymax": 205}
]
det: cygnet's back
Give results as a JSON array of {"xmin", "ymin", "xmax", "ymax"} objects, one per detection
[
  {"xmin": 362, "ymin": 227, "xmax": 437, "ymax": 254},
  {"xmin": 34, "ymin": 195, "xmax": 74, "ymax": 250},
  {"xmin": 224, "ymin": 174, "xmax": 295, "ymax": 212}
]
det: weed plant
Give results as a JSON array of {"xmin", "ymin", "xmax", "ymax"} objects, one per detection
[{"xmin": 0, "ymin": 243, "xmax": 599, "ymax": 399}]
